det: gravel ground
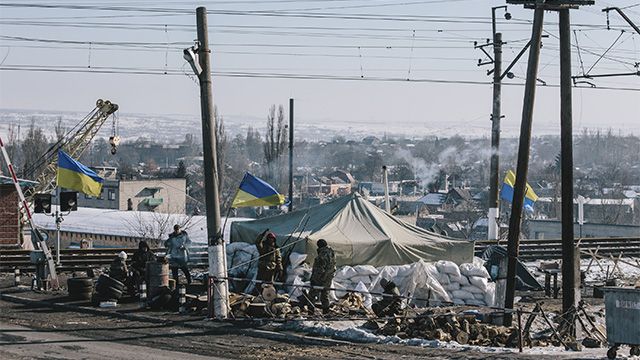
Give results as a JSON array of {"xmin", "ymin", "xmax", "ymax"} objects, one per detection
[{"xmin": 0, "ymin": 272, "xmax": 633, "ymax": 359}]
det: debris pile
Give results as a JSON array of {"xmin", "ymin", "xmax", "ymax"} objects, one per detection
[{"xmin": 378, "ymin": 312, "xmax": 517, "ymax": 347}]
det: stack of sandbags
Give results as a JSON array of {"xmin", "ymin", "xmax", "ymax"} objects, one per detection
[
  {"xmin": 435, "ymin": 260, "xmax": 495, "ymax": 306},
  {"xmin": 332, "ymin": 265, "xmax": 379, "ymax": 299},
  {"xmin": 284, "ymin": 252, "xmax": 312, "ymax": 299},
  {"xmin": 226, "ymin": 242, "xmax": 259, "ymax": 293},
  {"xmin": 369, "ymin": 261, "xmax": 451, "ymax": 307}
]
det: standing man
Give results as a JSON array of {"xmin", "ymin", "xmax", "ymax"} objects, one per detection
[
  {"xmin": 303, "ymin": 239, "xmax": 336, "ymax": 315},
  {"xmin": 256, "ymin": 232, "xmax": 283, "ymax": 285},
  {"xmin": 165, "ymin": 224, "xmax": 192, "ymax": 284}
]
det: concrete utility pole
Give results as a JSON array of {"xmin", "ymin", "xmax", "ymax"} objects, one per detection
[
  {"xmin": 288, "ymin": 98, "xmax": 294, "ymax": 213},
  {"xmin": 487, "ymin": 31, "xmax": 503, "ymax": 241},
  {"xmin": 503, "ymin": 4, "xmax": 545, "ymax": 327},
  {"xmin": 195, "ymin": 6, "xmax": 228, "ymax": 319}
]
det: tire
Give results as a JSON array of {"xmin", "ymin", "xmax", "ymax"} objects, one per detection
[
  {"xmin": 68, "ymin": 277, "xmax": 93, "ymax": 289},
  {"xmin": 97, "ymin": 286, "xmax": 123, "ymax": 300},
  {"xmin": 607, "ymin": 346, "xmax": 617, "ymax": 359},
  {"xmin": 96, "ymin": 274, "xmax": 125, "ymax": 291},
  {"xmin": 69, "ymin": 291, "xmax": 92, "ymax": 301}
]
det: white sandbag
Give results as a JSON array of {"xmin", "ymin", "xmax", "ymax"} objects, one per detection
[
  {"xmin": 395, "ymin": 264, "xmax": 413, "ymax": 278},
  {"xmin": 444, "ymin": 282, "xmax": 460, "ymax": 291},
  {"xmin": 288, "ymin": 276, "xmax": 306, "ymax": 300},
  {"xmin": 459, "ymin": 263, "xmax": 490, "ymax": 278},
  {"xmin": 461, "ymin": 285, "xmax": 484, "ymax": 294},
  {"xmin": 332, "ymin": 280, "xmax": 349, "ymax": 299},
  {"xmin": 448, "ymin": 273, "xmax": 470, "ymax": 286},
  {"xmin": 351, "ymin": 275, "xmax": 372, "ymax": 285},
  {"xmin": 451, "ymin": 289, "xmax": 475, "ymax": 300},
  {"xmin": 473, "ymin": 256, "xmax": 486, "ymax": 267},
  {"xmin": 352, "ymin": 265, "xmax": 379, "ymax": 276},
  {"xmin": 334, "ymin": 266, "xmax": 358, "ymax": 281},
  {"xmin": 465, "ymin": 299, "xmax": 486, "ymax": 306},
  {"xmin": 452, "ymin": 298, "xmax": 466, "ymax": 305},
  {"xmin": 436, "ymin": 260, "xmax": 461, "ymax": 277},
  {"xmin": 468, "ymin": 276, "xmax": 489, "ymax": 291},
  {"xmin": 436, "ymin": 272, "xmax": 450, "ymax": 285},
  {"xmin": 354, "ymin": 281, "xmax": 372, "ymax": 309},
  {"xmin": 484, "ymin": 282, "xmax": 496, "ymax": 307},
  {"xmin": 287, "ymin": 265, "xmax": 309, "ymax": 277},
  {"xmin": 285, "ymin": 274, "xmax": 298, "ymax": 284},
  {"xmin": 289, "ymin": 252, "xmax": 307, "ymax": 269},
  {"xmin": 425, "ymin": 263, "xmax": 439, "ymax": 278},
  {"xmin": 474, "ymin": 292, "xmax": 485, "ymax": 300}
]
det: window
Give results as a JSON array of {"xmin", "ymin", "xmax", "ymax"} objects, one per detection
[
  {"xmin": 98, "ymin": 189, "xmax": 103, "ymax": 200},
  {"xmin": 108, "ymin": 189, "xmax": 116, "ymax": 201}
]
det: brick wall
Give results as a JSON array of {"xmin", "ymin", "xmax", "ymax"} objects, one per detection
[{"xmin": 0, "ymin": 184, "xmax": 20, "ymax": 246}]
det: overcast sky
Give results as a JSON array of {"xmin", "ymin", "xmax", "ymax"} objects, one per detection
[{"xmin": 0, "ymin": 0, "xmax": 638, "ymax": 137}]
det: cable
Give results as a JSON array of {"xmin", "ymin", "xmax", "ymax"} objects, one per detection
[{"xmin": 1, "ymin": 65, "xmax": 638, "ymax": 92}]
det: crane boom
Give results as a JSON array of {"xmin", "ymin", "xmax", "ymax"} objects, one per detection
[{"xmin": 23, "ymin": 99, "xmax": 119, "ymax": 200}]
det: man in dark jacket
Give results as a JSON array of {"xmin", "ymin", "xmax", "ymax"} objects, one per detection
[
  {"xmin": 131, "ymin": 240, "xmax": 156, "ymax": 285},
  {"xmin": 302, "ymin": 239, "xmax": 336, "ymax": 314},
  {"xmin": 256, "ymin": 232, "xmax": 283, "ymax": 285},
  {"xmin": 165, "ymin": 224, "xmax": 192, "ymax": 284},
  {"xmin": 372, "ymin": 278, "xmax": 402, "ymax": 317}
]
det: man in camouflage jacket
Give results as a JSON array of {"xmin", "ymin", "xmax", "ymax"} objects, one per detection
[
  {"xmin": 256, "ymin": 231, "xmax": 283, "ymax": 285},
  {"xmin": 304, "ymin": 239, "xmax": 336, "ymax": 314}
]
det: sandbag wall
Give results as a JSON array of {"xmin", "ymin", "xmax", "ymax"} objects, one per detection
[{"xmin": 226, "ymin": 241, "xmax": 496, "ymax": 308}]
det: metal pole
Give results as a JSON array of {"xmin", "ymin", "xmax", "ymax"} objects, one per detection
[
  {"xmin": 55, "ymin": 187, "xmax": 61, "ymax": 265},
  {"xmin": 196, "ymin": 6, "xmax": 227, "ymax": 319},
  {"xmin": 504, "ymin": 6, "xmax": 545, "ymax": 326},
  {"xmin": 288, "ymin": 98, "xmax": 294, "ymax": 213},
  {"xmin": 382, "ymin": 166, "xmax": 391, "ymax": 212},
  {"xmin": 488, "ymin": 32, "xmax": 503, "ymax": 241},
  {"xmin": 559, "ymin": 8, "xmax": 579, "ymax": 332}
]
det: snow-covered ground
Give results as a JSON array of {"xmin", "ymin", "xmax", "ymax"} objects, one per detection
[
  {"xmin": 524, "ymin": 258, "xmax": 640, "ymax": 285},
  {"xmin": 279, "ymin": 319, "xmax": 637, "ymax": 359}
]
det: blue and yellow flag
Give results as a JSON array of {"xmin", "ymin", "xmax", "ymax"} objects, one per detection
[
  {"xmin": 500, "ymin": 170, "xmax": 538, "ymax": 212},
  {"xmin": 56, "ymin": 150, "xmax": 104, "ymax": 197},
  {"xmin": 231, "ymin": 172, "xmax": 285, "ymax": 208}
]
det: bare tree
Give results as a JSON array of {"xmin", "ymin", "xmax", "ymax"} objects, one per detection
[
  {"xmin": 54, "ymin": 116, "xmax": 66, "ymax": 142},
  {"xmin": 263, "ymin": 105, "xmax": 288, "ymax": 187},
  {"xmin": 214, "ymin": 106, "xmax": 229, "ymax": 200},
  {"xmin": 125, "ymin": 206, "xmax": 195, "ymax": 241},
  {"xmin": 21, "ymin": 118, "xmax": 49, "ymax": 179}
]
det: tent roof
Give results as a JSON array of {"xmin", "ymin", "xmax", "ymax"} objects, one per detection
[{"xmin": 230, "ymin": 193, "xmax": 473, "ymax": 267}]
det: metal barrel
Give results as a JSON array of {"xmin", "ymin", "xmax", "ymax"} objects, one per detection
[{"xmin": 146, "ymin": 262, "xmax": 169, "ymax": 298}]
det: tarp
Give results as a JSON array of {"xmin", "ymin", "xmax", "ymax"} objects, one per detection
[
  {"xmin": 480, "ymin": 245, "xmax": 543, "ymax": 291},
  {"xmin": 230, "ymin": 193, "xmax": 474, "ymax": 267}
]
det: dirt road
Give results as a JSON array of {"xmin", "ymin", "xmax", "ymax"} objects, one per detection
[
  {"xmin": 0, "ymin": 298, "xmax": 553, "ymax": 360},
  {"xmin": 0, "ymin": 321, "xmax": 224, "ymax": 360}
]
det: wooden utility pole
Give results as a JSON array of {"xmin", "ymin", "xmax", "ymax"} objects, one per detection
[
  {"xmin": 559, "ymin": 7, "xmax": 580, "ymax": 331},
  {"xmin": 505, "ymin": 0, "xmax": 593, "ymax": 328},
  {"xmin": 195, "ymin": 6, "xmax": 227, "ymax": 319},
  {"xmin": 503, "ymin": 4, "xmax": 545, "ymax": 327},
  {"xmin": 288, "ymin": 98, "xmax": 294, "ymax": 213}
]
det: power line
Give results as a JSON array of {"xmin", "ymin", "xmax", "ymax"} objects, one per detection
[{"xmin": 1, "ymin": 65, "xmax": 638, "ymax": 92}]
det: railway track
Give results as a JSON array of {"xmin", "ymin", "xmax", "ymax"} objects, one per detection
[
  {"xmin": 1, "ymin": 237, "xmax": 638, "ymax": 272},
  {"xmin": 474, "ymin": 237, "xmax": 640, "ymax": 261}
]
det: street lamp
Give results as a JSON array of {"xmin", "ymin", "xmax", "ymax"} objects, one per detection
[{"xmin": 492, "ymin": 5, "xmax": 512, "ymax": 38}]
